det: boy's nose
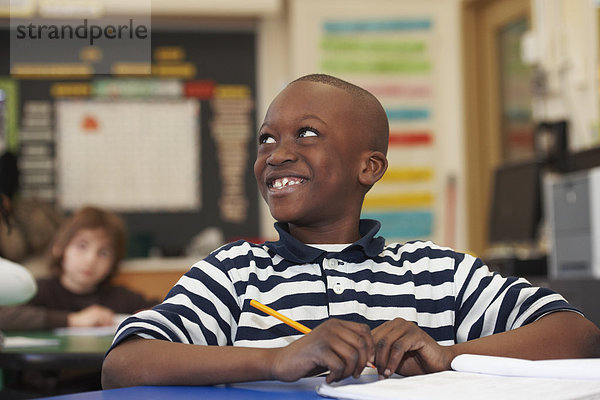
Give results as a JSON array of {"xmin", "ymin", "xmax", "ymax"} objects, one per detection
[{"xmin": 266, "ymin": 140, "xmax": 298, "ymax": 166}]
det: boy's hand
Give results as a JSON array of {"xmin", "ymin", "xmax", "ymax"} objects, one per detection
[
  {"xmin": 270, "ymin": 319, "xmax": 374, "ymax": 383},
  {"xmin": 68, "ymin": 304, "xmax": 115, "ymax": 327},
  {"xmin": 371, "ymin": 318, "xmax": 455, "ymax": 378}
]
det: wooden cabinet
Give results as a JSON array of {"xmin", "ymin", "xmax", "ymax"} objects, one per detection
[{"xmin": 111, "ymin": 257, "xmax": 195, "ymax": 301}]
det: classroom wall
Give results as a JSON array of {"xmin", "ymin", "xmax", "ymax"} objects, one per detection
[
  {"xmin": 225, "ymin": 0, "xmax": 600, "ymax": 256},
  {"xmin": 6, "ymin": 0, "xmax": 598, "ymax": 254},
  {"xmin": 253, "ymin": 0, "xmax": 600, "ymax": 251},
  {"xmin": 2, "ymin": 0, "xmax": 468, "ymax": 251},
  {"xmin": 1, "ymin": 2, "xmax": 279, "ymax": 257},
  {"xmin": 109, "ymin": 0, "xmax": 469, "ymax": 249},
  {"xmin": 121, "ymin": 0, "xmax": 470, "ymax": 253}
]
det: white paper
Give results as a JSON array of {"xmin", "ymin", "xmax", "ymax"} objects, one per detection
[
  {"xmin": 2, "ymin": 336, "xmax": 60, "ymax": 348},
  {"xmin": 451, "ymin": 354, "xmax": 600, "ymax": 381},
  {"xmin": 53, "ymin": 326, "xmax": 116, "ymax": 336},
  {"xmin": 317, "ymin": 371, "xmax": 600, "ymax": 400},
  {"xmin": 52, "ymin": 314, "xmax": 130, "ymax": 336}
]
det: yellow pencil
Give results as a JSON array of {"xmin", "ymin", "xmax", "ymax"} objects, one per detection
[
  {"xmin": 249, "ymin": 299, "xmax": 376, "ymax": 369},
  {"xmin": 250, "ymin": 299, "xmax": 312, "ymax": 334}
]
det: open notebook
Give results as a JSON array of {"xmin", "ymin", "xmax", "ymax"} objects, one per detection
[
  {"xmin": 316, "ymin": 355, "xmax": 600, "ymax": 400},
  {"xmin": 450, "ymin": 354, "xmax": 600, "ymax": 381}
]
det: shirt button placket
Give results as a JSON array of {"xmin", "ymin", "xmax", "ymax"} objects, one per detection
[
  {"xmin": 333, "ymin": 281, "xmax": 344, "ymax": 295},
  {"xmin": 325, "ymin": 259, "xmax": 343, "ymax": 295}
]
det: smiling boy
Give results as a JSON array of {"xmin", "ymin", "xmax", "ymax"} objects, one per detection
[
  {"xmin": 255, "ymin": 74, "xmax": 389, "ymax": 246},
  {"xmin": 102, "ymin": 74, "xmax": 600, "ymax": 388}
]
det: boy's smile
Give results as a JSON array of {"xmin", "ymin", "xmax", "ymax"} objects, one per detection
[
  {"xmin": 254, "ymin": 80, "xmax": 379, "ymax": 242},
  {"xmin": 269, "ymin": 176, "xmax": 305, "ymax": 190}
]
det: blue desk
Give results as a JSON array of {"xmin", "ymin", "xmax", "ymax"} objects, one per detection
[{"xmin": 37, "ymin": 379, "xmax": 327, "ymax": 399}]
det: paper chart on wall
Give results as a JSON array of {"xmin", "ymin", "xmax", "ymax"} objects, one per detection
[
  {"xmin": 290, "ymin": 0, "xmax": 446, "ymax": 243},
  {"xmin": 55, "ymin": 99, "xmax": 200, "ymax": 211}
]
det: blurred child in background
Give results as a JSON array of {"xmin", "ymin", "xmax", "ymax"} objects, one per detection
[{"xmin": 0, "ymin": 206, "xmax": 159, "ymax": 331}]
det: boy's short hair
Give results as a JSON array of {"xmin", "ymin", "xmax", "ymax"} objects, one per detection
[
  {"xmin": 291, "ymin": 74, "xmax": 389, "ymax": 155},
  {"xmin": 48, "ymin": 206, "xmax": 127, "ymax": 284}
]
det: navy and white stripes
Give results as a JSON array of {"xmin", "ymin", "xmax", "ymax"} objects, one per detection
[{"xmin": 109, "ymin": 220, "xmax": 578, "ymax": 352}]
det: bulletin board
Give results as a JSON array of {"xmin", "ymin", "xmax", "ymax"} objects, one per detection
[
  {"xmin": 0, "ymin": 27, "xmax": 259, "ymax": 256},
  {"xmin": 55, "ymin": 99, "xmax": 200, "ymax": 211},
  {"xmin": 289, "ymin": 0, "xmax": 463, "ymax": 246}
]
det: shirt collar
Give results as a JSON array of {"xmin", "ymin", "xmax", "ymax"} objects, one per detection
[{"xmin": 264, "ymin": 219, "xmax": 385, "ymax": 264}]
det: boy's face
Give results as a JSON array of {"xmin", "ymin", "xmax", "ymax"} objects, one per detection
[
  {"xmin": 254, "ymin": 81, "xmax": 370, "ymax": 230},
  {"xmin": 60, "ymin": 228, "xmax": 114, "ymax": 294}
]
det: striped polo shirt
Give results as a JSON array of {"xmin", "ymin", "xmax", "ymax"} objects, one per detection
[{"xmin": 110, "ymin": 220, "xmax": 577, "ymax": 351}]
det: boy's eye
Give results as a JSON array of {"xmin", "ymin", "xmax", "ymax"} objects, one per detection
[
  {"xmin": 298, "ymin": 128, "xmax": 318, "ymax": 138},
  {"xmin": 259, "ymin": 134, "xmax": 276, "ymax": 144}
]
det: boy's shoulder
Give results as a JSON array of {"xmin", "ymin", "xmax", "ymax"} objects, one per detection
[
  {"xmin": 382, "ymin": 239, "xmax": 459, "ymax": 255},
  {"xmin": 185, "ymin": 240, "xmax": 276, "ymax": 282},
  {"xmin": 379, "ymin": 239, "xmax": 473, "ymax": 267},
  {"xmin": 199, "ymin": 239, "xmax": 272, "ymax": 268}
]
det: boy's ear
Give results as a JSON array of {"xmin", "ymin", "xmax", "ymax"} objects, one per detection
[{"xmin": 358, "ymin": 151, "xmax": 388, "ymax": 187}]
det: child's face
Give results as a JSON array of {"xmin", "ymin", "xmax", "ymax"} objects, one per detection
[
  {"xmin": 254, "ymin": 81, "xmax": 371, "ymax": 230},
  {"xmin": 60, "ymin": 228, "xmax": 115, "ymax": 294}
]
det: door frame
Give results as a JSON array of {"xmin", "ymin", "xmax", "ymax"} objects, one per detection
[{"xmin": 461, "ymin": 0, "xmax": 531, "ymax": 256}]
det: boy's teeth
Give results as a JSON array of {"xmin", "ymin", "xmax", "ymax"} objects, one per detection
[{"xmin": 272, "ymin": 177, "xmax": 302, "ymax": 189}]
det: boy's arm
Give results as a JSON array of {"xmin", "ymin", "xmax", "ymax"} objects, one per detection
[
  {"xmin": 452, "ymin": 311, "xmax": 600, "ymax": 359},
  {"xmin": 102, "ymin": 318, "xmax": 374, "ymax": 388},
  {"xmin": 102, "ymin": 337, "xmax": 280, "ymax": 387},
  {"xmin": 371, "ymin": 311, "xmax": 600, "ymax": 378}
]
